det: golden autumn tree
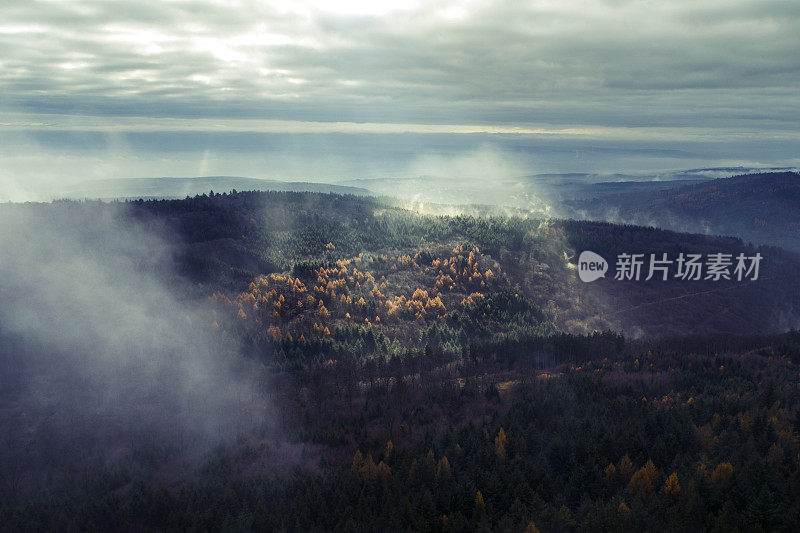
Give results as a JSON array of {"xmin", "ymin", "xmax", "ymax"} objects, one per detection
[
  {"xmin": 644, "ymin": 459, "xmax": 658, "ymax": 480},
  {"xmin": 524, "ymin": 521, "xmax": 540, "ymax": 533},
  {"xmin": 436, "ymin": 457, "xmax": 451, "ymax": 480},
  {"xmin": 376, "ymin": 461, "xmax": 391, "ymax": 478},
  {"xmin": 628, "ymin": 460, "xmax": 657, "ymax": 493},
  {"xmin": 267, "ymin": 325, "xmax": 281, "ymax": 340},
  {"xmin": 711, "ymin": 462, "xmax": 733, "ymax": 483},
  {"xmin": 604, "ymin": 462, "xmax": 617, "ymax": 484},
  {"xmin": 662, "ymin": 472, "xmax": 681, "ymax": 499},
  {"xmin": 628, "ymin": 467, "xmax": 653, "ymax": 493},
  {"xmin": 407, "ymin": 458, "xmax": 418, "ymax": 481},
  {"xmin": 358, "ymin": 454, "xmax": 378, "ymax": 481},
  {"xmin": 473, "ymin": 491, "xmax": 486, "ymax": 521},
  {"xmin": 495, "ymin": 428, "xmax": 508, "ymax": 460}
]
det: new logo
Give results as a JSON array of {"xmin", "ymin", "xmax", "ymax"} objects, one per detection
[{"xmin": 578, "ymin": 251, "xmax": 608, "ymax": 282}]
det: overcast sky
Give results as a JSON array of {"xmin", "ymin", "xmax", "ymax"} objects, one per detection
[{"xmin": 2, "ymin": 0, "xmax": 799, "ymax": 199}]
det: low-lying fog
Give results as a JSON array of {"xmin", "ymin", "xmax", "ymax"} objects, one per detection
[{"xmin": 0, "ymin": 203, "xmax": 267, "ymax": 501}]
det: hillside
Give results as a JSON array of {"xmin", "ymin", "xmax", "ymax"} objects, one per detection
[
  {"xmin": 563, "ymin": 172, "xmax": 800, "ymax": 252},
  {"xmin": 3, "ymin": 191, "xmax": 800, "ymax": 531},
  {"xmin": 118, "ymin": 191, "xmax": 800, "ymax": 344}
]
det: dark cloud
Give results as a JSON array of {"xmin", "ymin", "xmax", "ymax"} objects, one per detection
[{"xmin": 1, "ymin": 0, "xmax": 797, "ymax": 123}]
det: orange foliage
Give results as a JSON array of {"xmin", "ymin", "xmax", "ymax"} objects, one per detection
[
  {"xmin": 267, "ymin": 325, "xmax": 281, "ymax": 340},
  {"xmin": 711, "ymin": 462, "xmax": 733, "ymax": 483},
  {"xmin": 495, "ymin": 428, "xmax": 508, "ymax": 460},
  {"xmin": 662, "ymin": 472, "xmax": 681, "ymax": 498},
  {"xmin": 461, "ymin": 292, "xmax": 484, "ymax": 308},
  {"xmin": 627, "ymin": 459, "xmax": 658, "ymax": 493}
]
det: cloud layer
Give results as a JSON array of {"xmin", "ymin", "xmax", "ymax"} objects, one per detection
[
  {"xmin": 1, "ymin": 0, "xmax": 799, "ymax": 192},
  {"xmin": 3, "ymin": 0, "xmax": 798, "ymax": 125}
]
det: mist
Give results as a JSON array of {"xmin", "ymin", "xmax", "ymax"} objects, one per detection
[
  {"xmin": 0, "ymin": 202, "xmax": 267, "ymax": 502},
  {"xmin": 6, "ymin": 123, "xmax": 800, "ymax": 203}
]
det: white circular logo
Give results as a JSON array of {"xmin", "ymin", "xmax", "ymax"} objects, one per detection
[{"xmin": 578, "ymin": 251, "xmax": 608, "ymax": 282}]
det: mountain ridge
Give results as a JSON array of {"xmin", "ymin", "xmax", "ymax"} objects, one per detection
[
  {"xmin": 563, "ymin": 171, "xmax": 800, "ymax": 251},
  {"xmin": 60, "ymin": 176, "xmax": 372, "ymax": 200}
]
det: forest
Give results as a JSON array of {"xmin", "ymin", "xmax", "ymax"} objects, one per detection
[
  {"xmin": 563, "ymin": 172, "xmax": 800, "ymax": 253},
  {"xmin": 2, "ymin": 191, "xmax": 800, "ymax": 531}
]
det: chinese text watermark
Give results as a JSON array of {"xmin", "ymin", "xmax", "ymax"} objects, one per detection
[{"xmin": 578, "ymin": 251, "xmax": 762, "ymax": 283}]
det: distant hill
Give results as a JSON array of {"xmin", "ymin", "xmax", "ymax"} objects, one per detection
[
  {"xmin": 338, "ymin": 167, "xmax": 798, "ymax": 209},
  {"xmin": 562, "ymin": 172, "xmax": 800, "ymax": 251},
  {"xmin": 60, "ymin": 176, "xmax": 372, "ymax": 200},
  {"xmin": 96, "ymin": 190, "xmax": 800, "ymax": 337},
  {"xmin": 337, "ymin": 173, "xmax": 708, "ymax": 211}
]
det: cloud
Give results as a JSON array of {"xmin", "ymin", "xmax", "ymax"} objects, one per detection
[
  {"xmin": 0, "ymin": 0, "xmax": 797, "ymax": 125},
  {"xmin": 0, "ymin": 0, "xmax": 798, "ymax": 189}
]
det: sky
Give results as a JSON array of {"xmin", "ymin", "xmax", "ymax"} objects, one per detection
[{"xmin": 2, "ymin": 0, "xmax": 799, "ymax": 200}]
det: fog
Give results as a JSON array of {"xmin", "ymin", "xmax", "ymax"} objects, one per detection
[
  {"xmin": 0, "ymin": 202, "xmax": 267, "ymax": 501},
  {"xmin": 5, "ymin": 123, "xmax": 800, "ymax": 203}
]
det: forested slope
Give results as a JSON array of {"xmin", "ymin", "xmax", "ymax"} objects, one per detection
[
  {"xmin": 2, "ymin": 192, "xmax": 800, "ymax": 532},
  {"xmin": 564, "ymin": 172, "xmax": 800, "ymax": 252}
]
